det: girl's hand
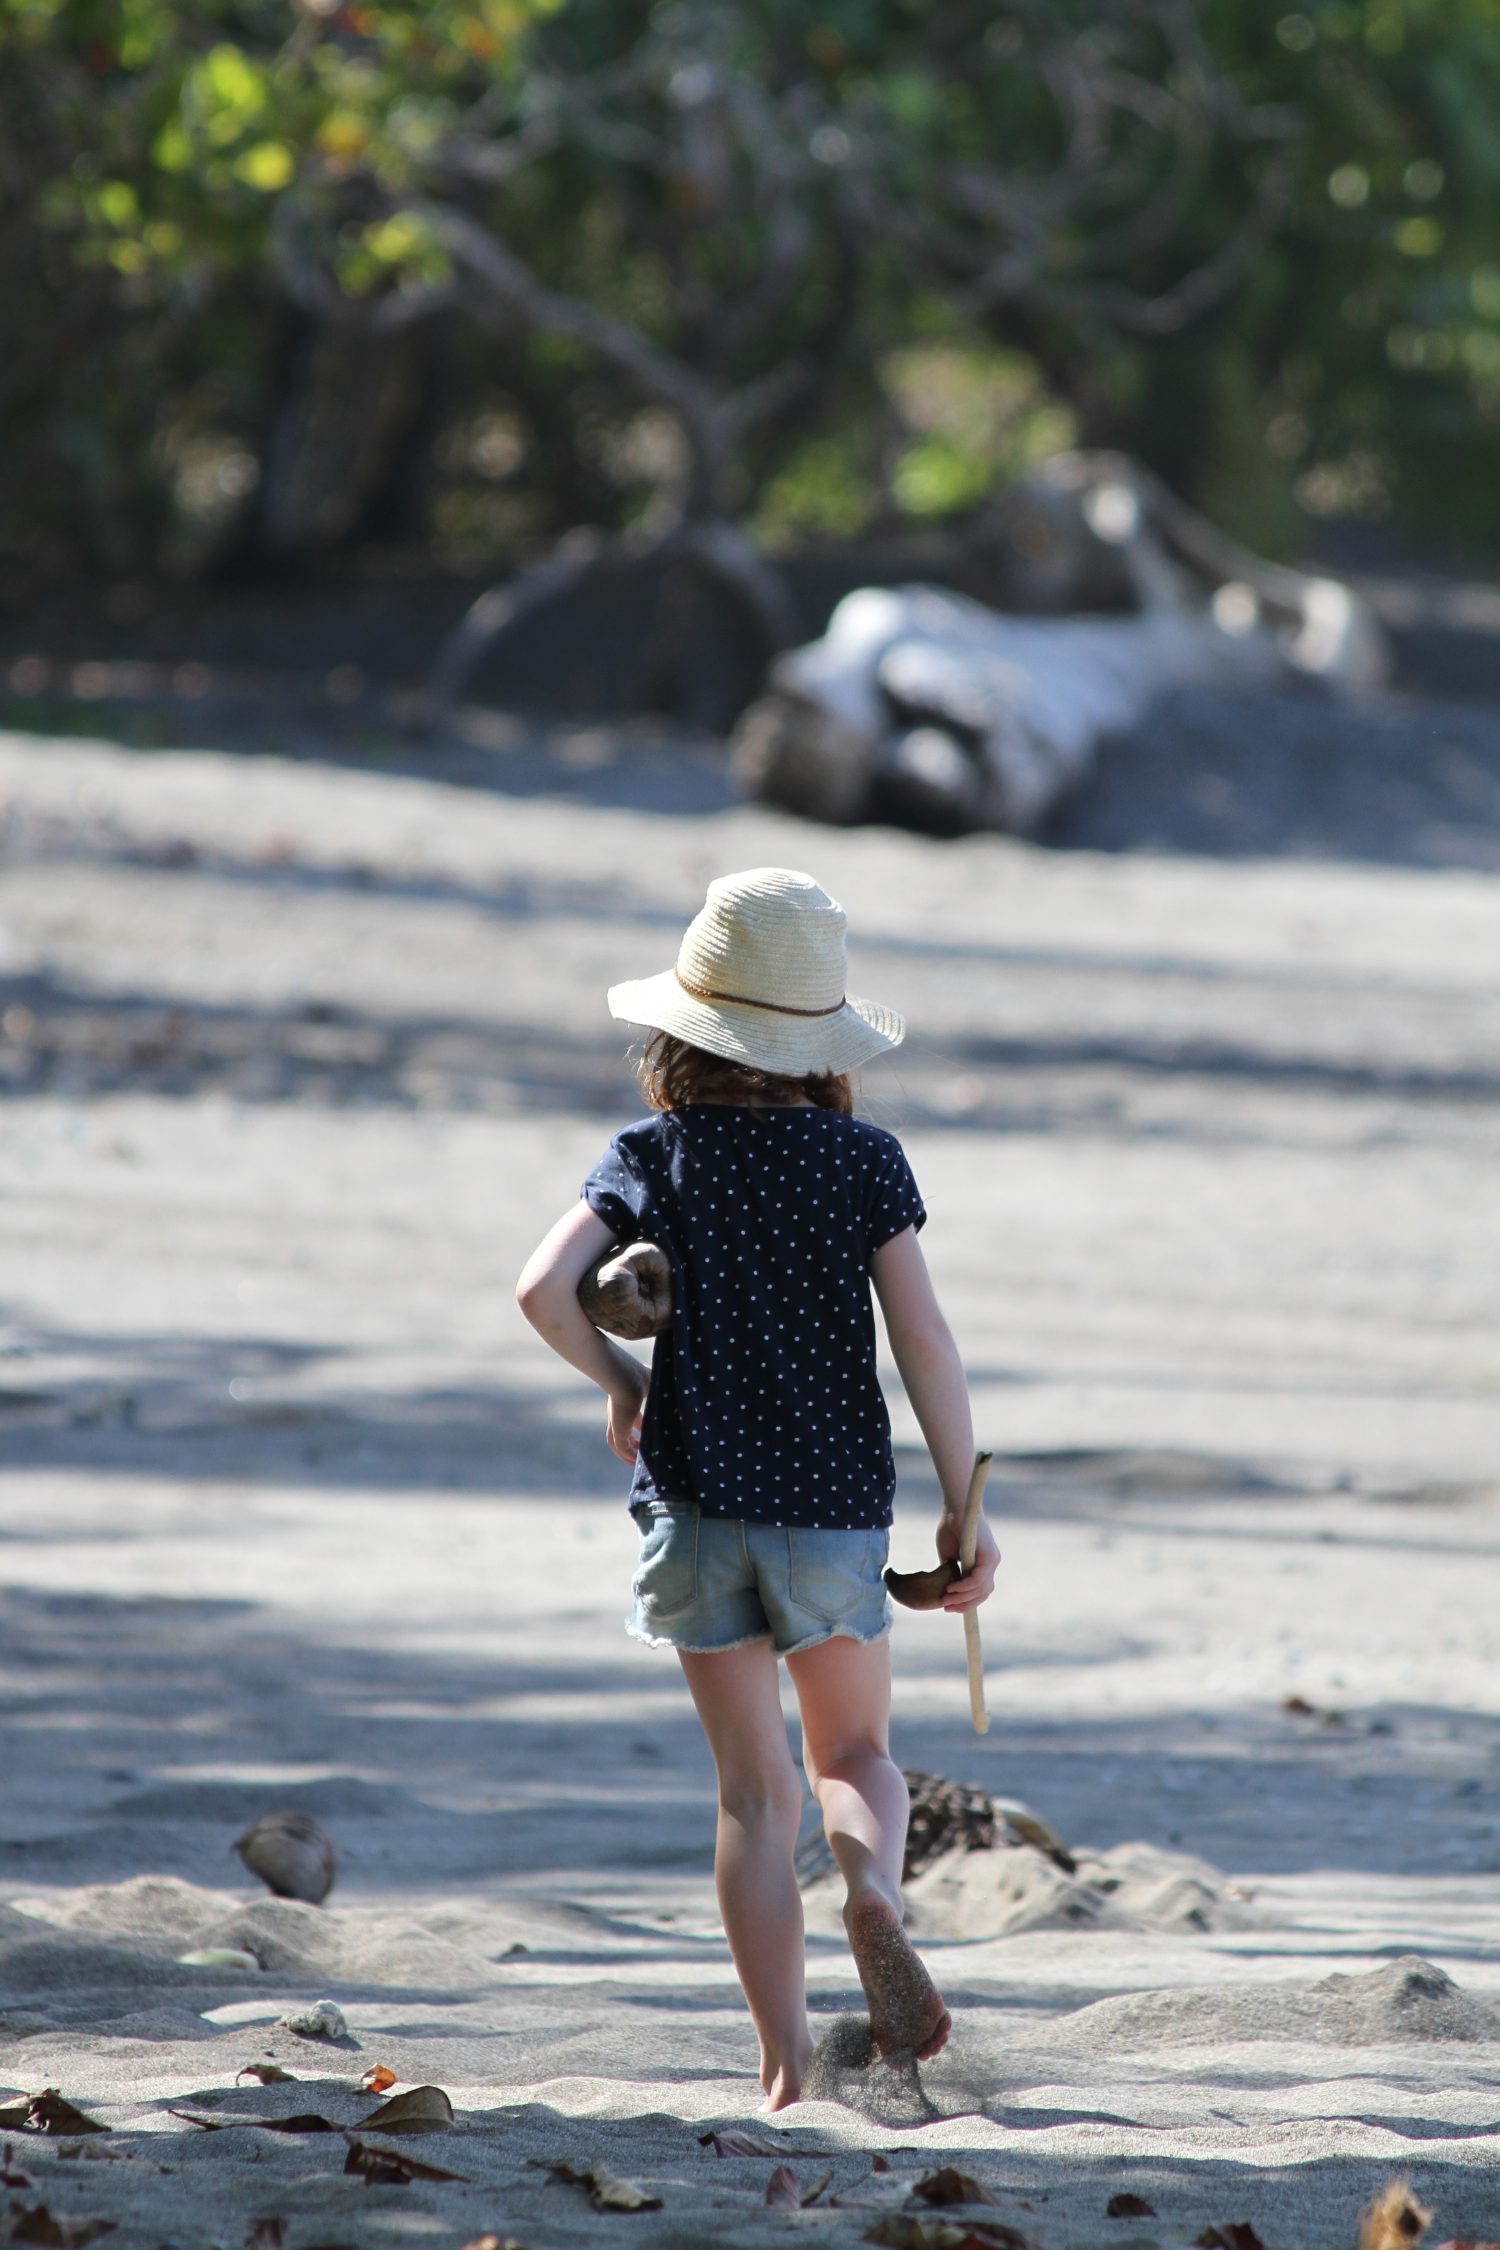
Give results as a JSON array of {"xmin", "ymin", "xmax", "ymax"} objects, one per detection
[
  {"xmin": 935, "ymin": 1508, "xmax": 1000, "ymax": 1612},
  {"xmin": 606, "ymin": 1360, "xmax": 649, "ymax": 1464}
]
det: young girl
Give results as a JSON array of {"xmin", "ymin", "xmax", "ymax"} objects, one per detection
[{"xmin": 517, "ymin": 866, "xmax": 998, "ymax": 2110}]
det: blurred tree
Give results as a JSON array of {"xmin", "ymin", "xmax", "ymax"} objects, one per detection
[{"xmin": 1, "ymin": 0, "xmax": 1497, "ymax": 586}]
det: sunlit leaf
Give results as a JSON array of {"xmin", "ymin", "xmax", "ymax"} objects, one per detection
[
  {"xmin": 150, "ymin": 118, "xmax": 193, "ymax": 173},
  {"xmin": 235, "ymin": 141, "xmax": 294, "ymax": 191},
  {"xmin": 95, "ymin": 181, "xmax": 138, "ymax": 227},
  {"xmin": 357, "ymin": 2084, "xmax": 453, "ymax": 2135},
  {"xmin": 197, "ymin": 42, "xmax": 267, "ymax": 123},
  {"xmin": 0, "ymin": 2092, "xmax": 110, "ymax": 2137}
]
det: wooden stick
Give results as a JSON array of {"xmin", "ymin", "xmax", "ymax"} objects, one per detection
[{"xmin": 959, "ymin": 1451, "xmax": 992, "ymax": 1735}]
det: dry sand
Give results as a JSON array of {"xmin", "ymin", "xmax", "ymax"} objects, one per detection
[{"xmin": 1, "ymin": 716, "xmax": 1498, "ymax": 2248}]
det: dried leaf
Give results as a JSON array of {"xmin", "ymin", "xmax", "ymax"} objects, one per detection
[
  {"xmin": 867, "ymin": 2219, "xmax": 1042, "ymax": 2250},
  {"xmin": 1197, "ymin": 2229, "xmax": 1266, "ymax": 2250},
  {"xmin": 236, "ymin": 2066, "xmax": 295, "ymax": 2087},
  {"xmin": 1107, "ymin": 2194, "xmax": 1157, "ymax": 2218},
  {"xmin": 0, "ymin": 2093, "xmax": 109, "ymax": 2138},
  {"xmin": 767, "ymin": 2165, "xmax": 802, "ymax": 2208},
  {"xmin": 1361, "ymin": 2186, "xmax": 1434, "ymax": 2250},
  {"xmin": 914, "ymin": 2168, "xmax": 1003, "ymax": 2208},
  {"xmin": 342, "ymin": 2133, "xmax": 468, "ymax": 2186},
  {"xmin": 1281, "ymin": 1694, "xmax": 1348, "ymax": 1728},
  {"xmin": 762, "ymin": 2162, "xmax": 835, "ymax": 2211},
  {"xmin": 361, "ymin": 2066, "xmax": 398, "ymax": 2094},
  {"xmin": 168, "ymin": 2108, "xmax": 339, "ymax": 2135},
  {"xmin": 1, "ymin": 2209, "xmax": 118, "ymax": 2247},
  {"xmin": 537, "ymin": 2158, "xmax": 661, "ymax": 2212},
  {"xmin": 697, "ymin": 2126, "xmax": 825, "ymax": 2161},
  {"xmin": 357, "ymin": 2084, "xmax": 453, "ymax": 2135},
  {"xmin": 865, "ymin": 2221, "xmax": 968, "ymax": 2249},
  {"xmin": 585, "ymin": 2163, "xmax": 662, "ymax": 2214},
  {"xmin": 245, "ymin": 2224, "xmax": 287, "ymax": 2250},
  {"xmin": 699, "ymin": 2127, "xmax": 782, "ymax": 2158}
]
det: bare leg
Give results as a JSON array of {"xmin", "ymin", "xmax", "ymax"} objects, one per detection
[
  {"xmin": 786, "ymin": 1635, "xmax": 949, "ymax": 2062},
  {"xmin": 678, "ymin": 1641, "xmax": 812, "ymax": 2109}
]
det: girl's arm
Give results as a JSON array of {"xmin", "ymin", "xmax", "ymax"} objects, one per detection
[
  {"xmin": 517, "ymin": 1202, "xmax": 650, "ymax": 1464},
  {"xmin": 871, "ymin": 1224, "xmax": 999, "ymax": 1610}
]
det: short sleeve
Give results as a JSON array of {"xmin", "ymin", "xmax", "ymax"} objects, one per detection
[
  {"xmin": 582, "ymin": 1136, "xmax": 648, "ymax": 1241},
  {"xmin": 863, "ymin": 1135, "xmax": 927, "ymax": 1256}
]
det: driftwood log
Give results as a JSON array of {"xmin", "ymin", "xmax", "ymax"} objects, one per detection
[
  {"xmin": 733, "ymin": 450, "xmax": 1389, "ymax": 836},
  {"xmin": 797, "ymin": 1770, "xmax": 1076, "ymax": 1888},
  {"xmin": 579, "ymin": 1240, "xmax": 673, "ymax": 1341}
]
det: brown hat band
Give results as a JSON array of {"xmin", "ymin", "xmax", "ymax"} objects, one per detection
[{"xmin": 674, "ymin": 967, "xmax": 846, "ymax": 1020}]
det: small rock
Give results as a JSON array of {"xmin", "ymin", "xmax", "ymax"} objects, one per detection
[
  {"xmin": 279, "ymin": 1999, "xmax": 348, "ymax": 2041},
  {"xmin": 234, "ymin": 1810, "xmax": 337, "ymax": 1904}
]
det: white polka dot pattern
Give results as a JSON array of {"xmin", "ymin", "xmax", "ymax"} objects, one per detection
[{"xmin": 582, "ymin": 1106, "xmax": 926, "ymax": 1530}]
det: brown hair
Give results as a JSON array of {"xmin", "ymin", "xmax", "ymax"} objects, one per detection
[{"xmin": 639, "ymin": 1030, "xmax": 853, "ymax": 1115}]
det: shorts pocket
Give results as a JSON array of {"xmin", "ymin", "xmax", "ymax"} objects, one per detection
[
  {"xmin": 788, "ymin": 1526, "xmax": 885, "ymax": 1624},
  {"xmin": 631, "ymin": 1503, "xmax": 699, "ymax": 1618}
]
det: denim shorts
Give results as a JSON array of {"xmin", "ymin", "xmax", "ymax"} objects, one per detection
[{"xmin": 628, "ymin": 1500, "xmax": 892, "ymax": 1657}]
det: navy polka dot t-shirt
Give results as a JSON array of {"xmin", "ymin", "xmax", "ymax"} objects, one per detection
[{"xmin": 582, "ymin": 1105, "xmax": 926, "ymax": 1529}]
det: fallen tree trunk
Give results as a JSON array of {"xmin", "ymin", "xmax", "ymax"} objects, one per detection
[
  {"xmin": 733, "ymin": 452, "xmax": 1389, "ymax": 835},
  {"xmin": 734, "ymin": 590, "xmax": 1293, "ymax": 833}
]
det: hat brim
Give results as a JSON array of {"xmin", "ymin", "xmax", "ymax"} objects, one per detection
[{"xmin": 607, "ymin": 969, "xmax": 904, "ymax": 1077}]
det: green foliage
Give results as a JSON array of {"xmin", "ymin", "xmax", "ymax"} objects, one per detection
[
  {"xmin": 2, "ymin": 0, "xmax": 1499, "ymax": 583},
  {"xmin": 1107, "ymin": 0, "xmax": 1500, "ymax": 544}
]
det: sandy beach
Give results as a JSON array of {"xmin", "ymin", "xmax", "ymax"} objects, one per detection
[{"xmin": 2, "ymin": 711, "xmax": 1498, "ymax": 2249}]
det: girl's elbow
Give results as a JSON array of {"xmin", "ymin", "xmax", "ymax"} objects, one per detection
[{"xmin": 516, "ymin": 1266, "xmax": 561, "ymax": 1328}]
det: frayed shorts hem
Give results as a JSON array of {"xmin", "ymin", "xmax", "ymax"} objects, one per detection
[
  {"xmin": 626, "ymin": 1621, "xmax": 770, "ymax": 1655},
  {"xmin": 626, "ymin": 1619, "xmax": 892, "ymax": 1658}
]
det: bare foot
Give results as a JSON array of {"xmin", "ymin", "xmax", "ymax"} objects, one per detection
[
  {"xmin": 844, "ymin": 1886, "xmax": 950, "ymax": 2063},
  {"xmin": 761, "ymin": 2065, "xmax": 805, "ymax": 2112},
  {"xmin": 759, "ymin": 2041, "xmax": 812, "ymax": 2112}
]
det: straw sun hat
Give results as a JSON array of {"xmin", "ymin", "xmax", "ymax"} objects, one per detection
[{"xmin": 607, "ymin": 867, "xmax": 905, "ymax": 1078}]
